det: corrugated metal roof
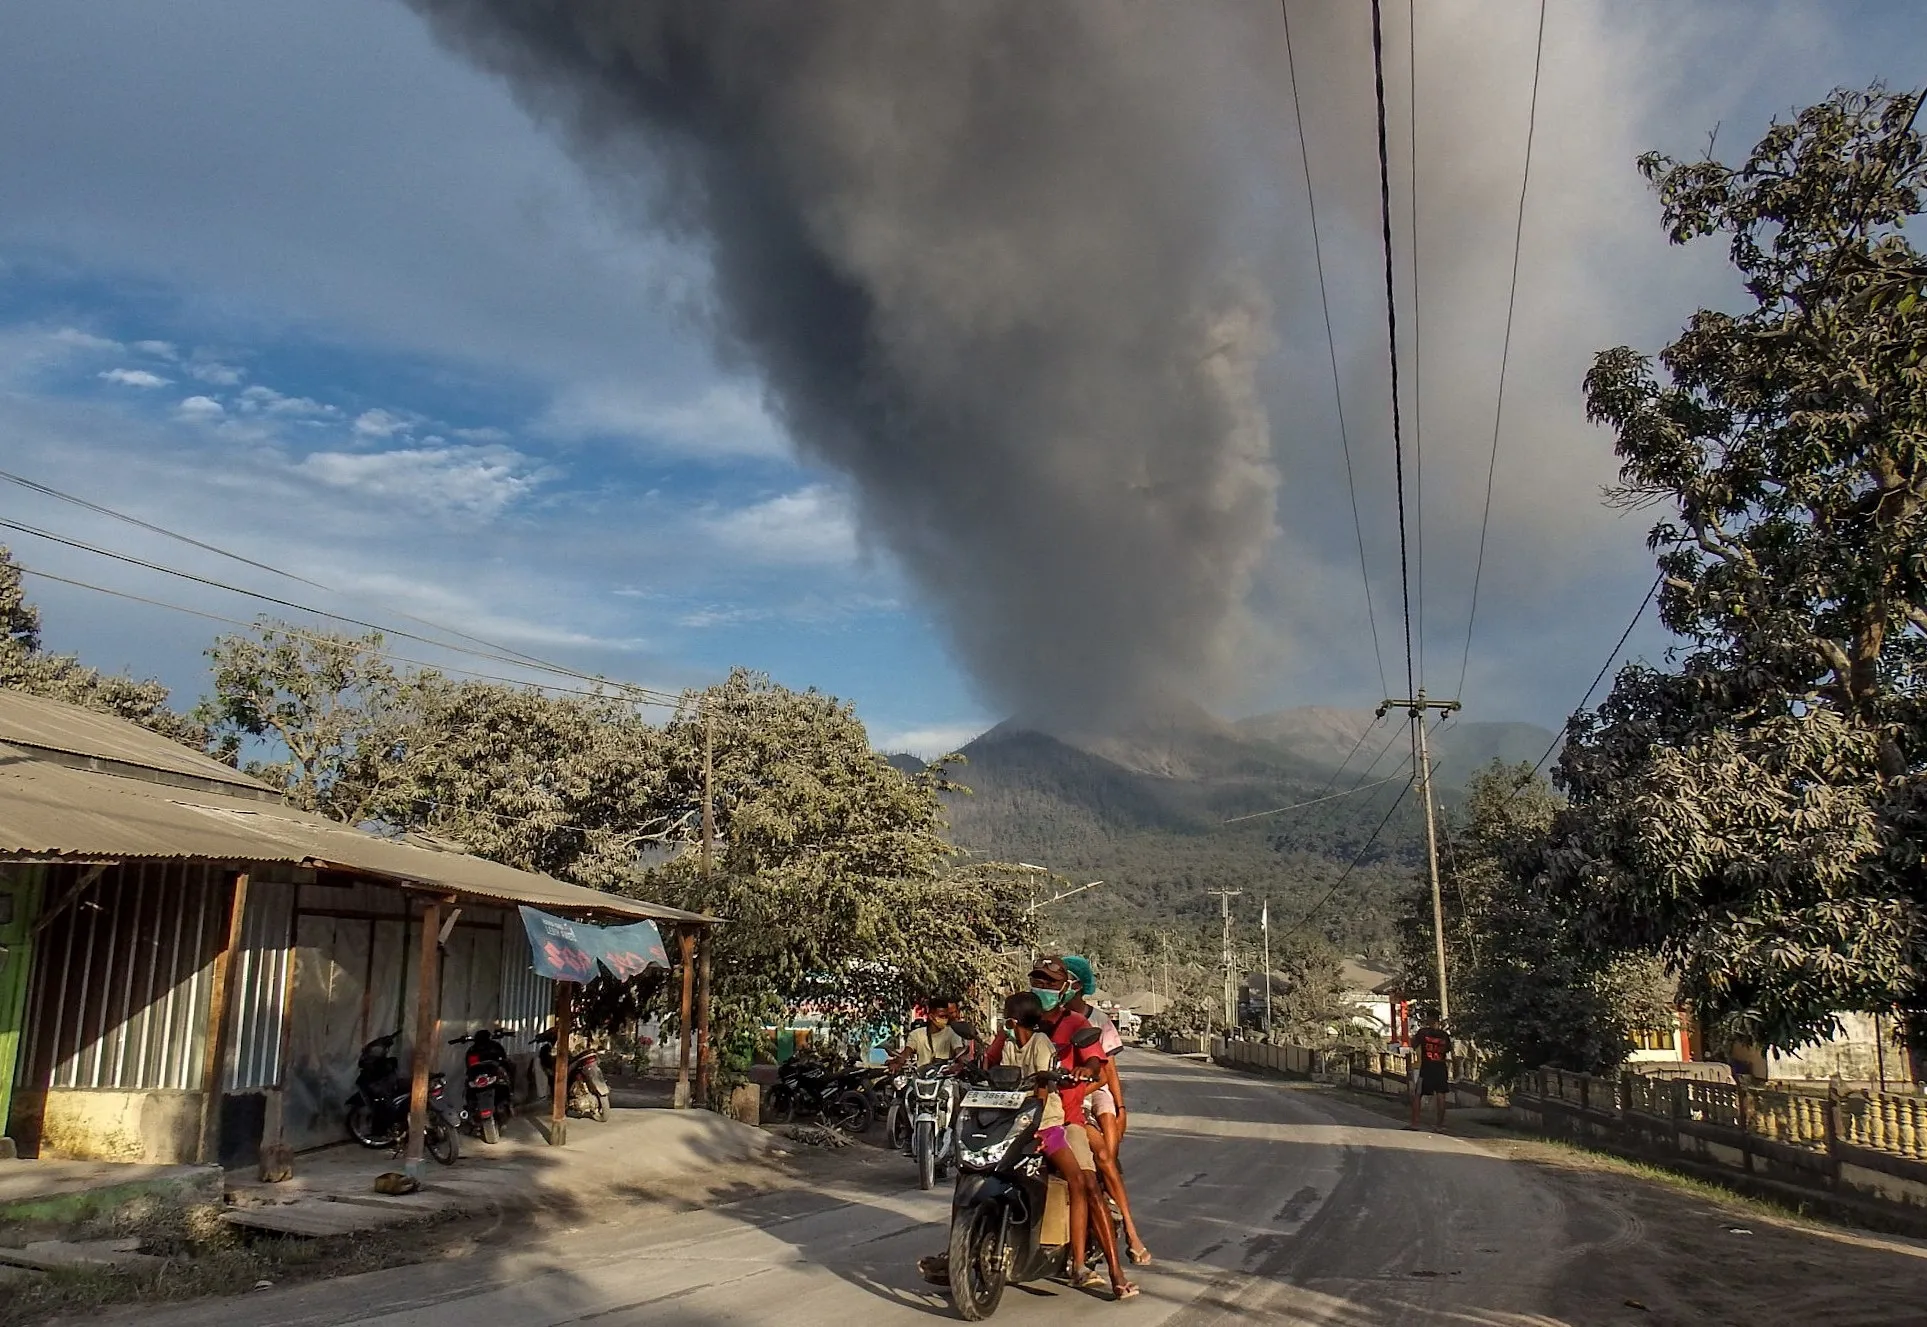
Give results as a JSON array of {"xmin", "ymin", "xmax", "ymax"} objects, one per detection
[
  {"xmin": 0, "ymin": 688, "xmax": 270, "ymax": 796},
  {"xmin": 0, "ymin": 749, "xmax": 711, "ymax": 925}
]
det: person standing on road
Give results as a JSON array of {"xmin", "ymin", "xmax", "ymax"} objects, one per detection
[{"xmin": 1409, "ymin": 1015, "xmax": 1453, "ymax": 1130}]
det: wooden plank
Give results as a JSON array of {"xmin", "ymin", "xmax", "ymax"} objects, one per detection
[
  {"xmin": 403, "ymin": 900, "xmax": 442, "ymax": 1179},
  {"xmin": 674, "ymin": 927, "xmax": 695, "ymax": 1110},
  {"xmin": 549, "ymin": 980, "xmax": 572, "ymax": 1146},
  {"xmin": 220, "ymin": 1201, "xmax": 421, "ymax": 1238},
  {"xmin": 198, "ymin": 871, "xmax": 249, "ymax": 1164}
]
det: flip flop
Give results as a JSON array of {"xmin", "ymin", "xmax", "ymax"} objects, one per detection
[
  {"xmin": 1128, "ymin": 1245, "xmax": 1153, "ymax": 1266},
  {"xmin": 1076, "ymin": 1267, "xmax": 1110, "ymax": 1293},
  {"xmin": 1113, "ymin": 1280, "xmax": 1141, "ymax": 1301}
]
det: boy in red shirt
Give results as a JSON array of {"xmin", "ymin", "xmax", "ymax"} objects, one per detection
[{"xmin": 1409, "ymin": 1015, "xmax": 1453, "ymax": 1130}]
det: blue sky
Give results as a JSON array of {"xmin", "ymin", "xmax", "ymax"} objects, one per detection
[{"xmin": 2, "ymin": 1, "xmax": 1922, "ymax": 753}]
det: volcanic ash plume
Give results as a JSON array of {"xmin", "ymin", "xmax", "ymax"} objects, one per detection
[{"xmin": 406, "ymin": 0, "xmax": 1281, "ymax": 726}]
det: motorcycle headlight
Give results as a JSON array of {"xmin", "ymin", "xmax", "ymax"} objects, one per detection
[{"xmin": 959, "ymin": 1102, "xmax": 1041, "ymax": 1169}]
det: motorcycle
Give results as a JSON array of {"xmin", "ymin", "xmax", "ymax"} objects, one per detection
[
  {"xmin": 449, "ymin": 1027, "xmax": 517, "ymax": 1143},
  {"xmin": 765, "ymin": 1055, "xmax": 874, "ymax": 1133},
  {"xmin": 879, "ymin": 1066, "xmax": 913, "ymax": 1154},
  {"xmin": 343, "ymin": 1030, "xmax": 460, "ymax": 1164},
  {"xmin": 908, "ymin": 1059, "xmax": 965, "ymax": 1191},
  {"xmin": 944, "ymin": 1026, "xmax": 1110, "ymax": 1320},
  {"xmin": 534, "ymin": 1026, "xmax": 611, "ymax": 1122}
]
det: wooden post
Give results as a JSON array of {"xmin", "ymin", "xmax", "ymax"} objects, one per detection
[
  {"xmin": 549, "ymin": 979, "xmax": 573, "ymax": 1147},
  {"xmin": 695, "ymin": 931, "xmax": 712, "ymax": 1108},
  {"xmin": 673, "ymin": 927, "xmax": 696, "ymax": 1109},
  {"xmin": 404, "ymin": 900, "xmax": 442, "ymax": 1179},
  {"xmin": 198, "ymin": 871, "xmax": 249, "ymax": 1164}
]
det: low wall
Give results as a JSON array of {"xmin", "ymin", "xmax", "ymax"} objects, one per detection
[
  {"xmin": 17, "ymin": 1088, "xmax": 205, "ymax": 1163},
  {"xmin": 1514, "ymin": 1067, "xmax": 1927, "ymax": 1214},
  {"xmin": 1210, "ymin": 1038, "xmax": 1489, "ymax": 1108}
]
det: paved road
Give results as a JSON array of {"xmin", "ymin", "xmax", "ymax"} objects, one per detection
[{"xmin": 148, "ymin": 1053, "xmax": 1638, "ymax": 1326}]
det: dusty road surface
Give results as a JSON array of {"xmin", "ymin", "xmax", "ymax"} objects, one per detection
[{"xmin": 118, "ymin": 1053, "xmax": 1927, "ymax": 1327}]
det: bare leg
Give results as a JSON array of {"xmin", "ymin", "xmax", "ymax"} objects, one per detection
[
  {"xmin": 1046, "ymin": 1145, "xmax": 1089, "ymax": 1276},
  {"xmin": 1078, "ymin": 1165, "xmax": 1132, "ymax": 1297},
  {"xmin": 1435, "ymin": 1091, "xmax": 1448, "ymax": 1128},
  {"xmin": 1409, "ymin": 1085, "xmax": 1422, "ymax": 1127},
  {"xmin": 1089, "ymin": 1119, "xmax": 1148, "ymax": 1260}
]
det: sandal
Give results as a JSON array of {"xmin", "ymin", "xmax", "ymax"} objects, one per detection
[
  {"xmin": 1128, "ymin": 1244, "xmax": 1152, "ymax": 1266},
  {"xmin": 1113, "ymin": 1280, "xmax": 1141, "ymax": 1301},
  {"xmin": 1076, "ymin": 1267, "xmax": 1110, "ymax": 1292}
]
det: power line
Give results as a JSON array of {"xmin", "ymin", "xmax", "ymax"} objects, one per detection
[
  {"xmin": 0, "ymin": 465, "xmax": 623, "ymax": 686},
  {"xmin": 1278, "ymin": 773, "xmax": 1416, "ymax": 939},
  {"xmin": 1457, "ymin": 0, "xmax": 1549, "ymax": 703},
  {"xmin": 1370, "ymin": 0, "xmax": 1418, "ymax": 700},
  {"xmin": 1280, "ymin": 0, "xmax": 1388, "ymax": 698},
  {"xmin": 1519, "ymin": 570, "xmax": 1663, "ymax": 785},
  {"xmin": 14, "ymin": 565, "xmax": 671, "ymax": 705},
  {"xmin": 1406, "ymin": 0, "xmax": 1426, "ymax": 690},
  {"xmin": 0, "ymin": 516, "xmax": 688, "ymax": 705},
  {"xmin": 1220, "ymin": 770, "xmax": 1409, "ymax": 825}
]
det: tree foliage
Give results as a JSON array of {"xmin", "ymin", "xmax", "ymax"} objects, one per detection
[
  {"xmin": 1558, "ymin": 86, "xmax": 1927, "ymax": 1052},
  {"xmin": 0, "ymin": 545, "xmax": 206, "ymax": 748},
  {"xmin": 1401, "ymin": 763, "xmax": 1672, "ymax": 1079}
]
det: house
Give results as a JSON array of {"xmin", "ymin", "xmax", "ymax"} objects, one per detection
[{"xmin": 0, "ymin": 689, "xmax": 714, "ymax": 1165}]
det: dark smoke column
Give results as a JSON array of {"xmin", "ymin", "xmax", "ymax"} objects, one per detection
[{"xmin": 408, "ymin": 0, "xmax": 1280, "ymax": 727}]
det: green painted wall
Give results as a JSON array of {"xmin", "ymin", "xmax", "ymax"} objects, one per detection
[{"xmin": 0, "ymin": 865, "xmax": 44, "ymax": 1137}]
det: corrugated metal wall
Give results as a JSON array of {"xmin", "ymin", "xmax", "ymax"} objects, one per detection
[
  {"xmin": 225, "ymin": 878, "xmax": 295, "ymax": 1091},
  {"xmin": 497, "ymin": 922, "xmax": 553, "ymax": 1044},
  {"xmin": 19, "ymin": 862, "xmax": 228, "ymax": 1091}
]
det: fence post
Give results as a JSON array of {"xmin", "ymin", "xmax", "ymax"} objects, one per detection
[
  {"xmin": 1825, "ymin": 1080, "xmax": 1844, "ymax": 1191},
  {"xmin": 1737, "ymin": 1084, "xmax": 1752, "ymax": 1173},
  {"xmin": 1620, "ymin": 1070, "xmax": 1634, "ymax": 1134},
  {"xmin": 1672, "ymin": 1078, "xmax": 1688, "ymax": 1153}
]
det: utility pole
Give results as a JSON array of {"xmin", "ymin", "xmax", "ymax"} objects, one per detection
[
  {"xmin": 1377, "ymin": 689, "xmax": 1460, "ymax": 1023},
  {"xmin": 1261, "ymin": 899, "xmax": 1272, "ymax": 1039},
  {"xmin": 1207, "ymin": 889, "xmax": 1242, "ymax": 1034},
  {"xmin": 701, "ymin": 709, "xmax": 715, "ymax": 879}
]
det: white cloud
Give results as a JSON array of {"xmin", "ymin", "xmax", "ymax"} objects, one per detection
[
  {"xmin": 132, "ymin": 339, "xmax": 179, "ymax": 360},
  {"xmin": 298, "ymin": 443, "xmax": 544, "ymax": 517},
  {"xmin": 98, "ymin": 367, "xmax": 171, "ymax": 388},
  {"xmin": 870, "ymin": 723, "xmax": 986, "ymax": 758},
  {"xmin": 352, "ymin": 407, "xmax": 408, "ymax": 440},
  {"xmin": 702, "ymin": 485, "xmax": 859, "ymax": 565},
  {"xmin": 238, "ymin": 384, "xmax": 336, "ymax": 417},
  {"xmin": 176, "ymin": 394, "xmax": 225, "ymax": 420},
  {"xmin": 538, "ymin": 381, "xmax": 790, "ymax": 460},
  {"xmin": 48, "ymin": 327, "xmax": 120, "ymax": 353},
  {"xmin": 187, "ymin": 360, "xmax": 245, "ymax": 386}
]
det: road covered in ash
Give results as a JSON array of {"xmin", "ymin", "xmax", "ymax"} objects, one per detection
[{"xmin": 137, "ymin": 1052, "xmax": 1927, "ymax": 1327}]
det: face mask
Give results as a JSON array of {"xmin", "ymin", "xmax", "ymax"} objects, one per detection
[{"xmin": 1031, "ymin": 986, "xmax": 1063, "ymax": 1011}]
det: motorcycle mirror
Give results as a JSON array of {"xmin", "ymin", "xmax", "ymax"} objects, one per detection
[
  {"xmin": 951, "ymin": 1021, "xmax": 978, "ymax": 1042},
  {"xmin": 1071, "ymin": 1027, "xmax": 1102, "ymax": 1049}
]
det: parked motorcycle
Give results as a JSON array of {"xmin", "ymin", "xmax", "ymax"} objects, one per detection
[
  {"xmin": 344, "ymin": 1030, "xmax": 460, "ymax": 1164},
  {"xmin": 765, "ymin": 1055, "xmax": 874, "ymax": 1133},
  {"xmin": 534, "ymin": 1026, "xmax": 611, "ymax": 1122},
  {"xmin": 879, "ymin": 1066, "xmax": 913, "ymax": 1154},
  {"xmin": 449, "ymin": 1027, "xmax": 517, "ymax": 1143},
  {"xmin": 945, "ymin": 1026, "xmax": 1109, "ymax": 1319},
  {"xmin": 908, "ymin": 1059, "xmax": 965, "ymax": 1191}
]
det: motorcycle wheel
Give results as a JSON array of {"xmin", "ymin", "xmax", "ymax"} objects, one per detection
[
  {"xmin": 591, "ymin": 1091, "xmax": 609, "ymax": 1123},
  {"xmin": 889, "ymin": 1105, "xmax": 912, "ymax": 1154},
  {"xmin": 427, "ymin": 1115, "xmax": 461, "ymax": 1165},
  {"xmin": 344, "ymin": 1102, "xmax": 383, "ymax": 1149},
  {"xmin": 916, "ymin": 1119, "xmax": 937, "ymax": 1192},
  {"xmin": 480, "ymin": 1113, "xmax": 500, "ymax": 1145},
  {"xmin": 826, "ymin": 1089, "xmax": 873, "ymax": 1135},
  {"xmin": 947, "ymin": 1206, "xmax": 1006, "ymax": 1321}
]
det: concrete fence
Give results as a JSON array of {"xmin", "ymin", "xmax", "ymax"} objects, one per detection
[
  {"xmin": 1516, "ymin": 1067, "xmax": 1927, "ymax": 1212},
  {"xmin": 1208, "ymin": 1037, "xmax": 1490, "ymax": 1108}
]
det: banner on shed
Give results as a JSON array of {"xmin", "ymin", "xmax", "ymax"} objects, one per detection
[{"xmin": 519, "ymin": 906, "xmax": 669, "ymax": 984}]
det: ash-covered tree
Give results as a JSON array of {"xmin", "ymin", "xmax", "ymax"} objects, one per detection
[
  {"xmin": 1400, "ymin": 763, "xmax": 1672, "ymax": 1078},
  {"xmin": 0, "ymin": 545, "xmax": 206, "ymax": 748},
  {"xmin": 1556, "ymin": 85, "xmax": 1927, "ymax": 1054},
  {"xmin": 638, "ymin": 670, "xmax": 1035, "ymax": 1080}
]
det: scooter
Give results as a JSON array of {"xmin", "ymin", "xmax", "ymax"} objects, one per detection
[
  {"xmin": 449, "ymin": 1027, "xmax": 516, "ymax": 1143},
  {"xmin": 944, "ymin": 1027, "xmax": 1108, "ymax": 1320},
  {"xmin": 908, "ymin": 1059, "xmax": 965, "ymax": 1191},
  {"xmin": 534, "ymin": 1026, "xmax": 611, "ymax": 1122},
  {"xmin": 344, "ymin": 1030, "xmax": 461, "ymax": 1164},
  {"xmin": 766, "ymin": 1054, "xmax": 874, "ymax": 1132}
]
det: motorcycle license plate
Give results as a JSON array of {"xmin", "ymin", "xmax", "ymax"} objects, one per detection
[{"xmin": 962, "ymin": 1089, "xmax": 1028, "ymax": 1110}]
